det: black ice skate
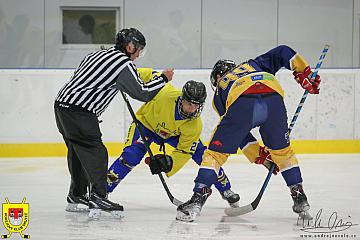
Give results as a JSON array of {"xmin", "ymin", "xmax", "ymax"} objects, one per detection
[
  {"xmin": 290, "ymin": 184, "xmax": 312, "ymax": 220},
  {"xmin": 176, "ymin": 187, "xmax": 212, "ymax": 222},
  {"xmin": 220, "ymin": 189, "xmax": 240, "ymax": 208},
  {"xmin": 65, "ymin": 194, "xmax": 89, "ymax": 212},
  {"xmin": 88, "ymin": 192, "xmax": 124, "ymax": 219}
]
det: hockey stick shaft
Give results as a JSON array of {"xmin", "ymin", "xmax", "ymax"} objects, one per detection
[
  {"xmin": 1, "ymin": 231, "xmax": 12, "ymax": 239},
  {"xmin": 288, "ymin": 44, "xmax": 330, "ymax": 132},
  {"xmin": 225, "ymin": 45, "xmax": 330, "ymax": 216},
  {"xmin": 119, "ymin": 91, "xmax": 183, "ymax": 206}
]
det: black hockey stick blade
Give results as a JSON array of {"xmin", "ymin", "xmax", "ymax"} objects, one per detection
[{"xmin": 224, "ymin": 163, "xmax": 275, "ymax": 216}]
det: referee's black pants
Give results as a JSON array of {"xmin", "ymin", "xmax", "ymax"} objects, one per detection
[{"xmin": 54, "ymin": 104, "xmax": 108, "ymax": 198}]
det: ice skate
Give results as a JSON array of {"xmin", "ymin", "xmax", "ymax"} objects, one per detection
[
  {"xmin": 65, "ymin": 194, "xmax": 89, "ymax": 212},
  {"xmin": 176, "ymin": 187, "xmax": 212, "ymax": 222},
  {"xmin": 88, "ymin": 192, "xmax": 124, "ymax": 219},
  {"xmin": 220, "ymin": 189, "xmax": 240, "ymax": 208},
  {"xmin": 290, "ymin": 184, "xmax": 312, "ymax": 220}
]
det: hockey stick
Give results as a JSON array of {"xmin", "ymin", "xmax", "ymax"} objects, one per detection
[
  {"xmin": 289, "ymin": 44, "xmax": 330, "ymax": 132},
  {"xmin": 119, "ymin": 90, "xmax": 183, "ymax": 207},
  {"xmin": 1, "ymin": 232, "xmax": 12, "ymax": 239},
  {"xmin": 225, "ymin": 44, "xmax": 330, "ymax": 217}
]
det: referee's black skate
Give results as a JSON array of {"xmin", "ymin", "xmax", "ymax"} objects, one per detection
[
  {"xmin": 65, "ymin": 194, "xmax": 89, "ymax": 212},
  {"xmin": 220, "ymin": 189, "xmax": 240, "ymax": 208},
  {"xmin": 88, "ymin": 192, "xmax": 124, "ymax": 219},
  {"xmin": 176, "ymin": 187, "xmax": 212, "ymax": 222},
  {"xmin": 290, "ymin": 184, "xmax": 312, "ymax": 220}
]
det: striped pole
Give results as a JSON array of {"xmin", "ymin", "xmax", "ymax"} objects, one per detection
[{"xmin": 288, "ymin": 44, "xmax": 330, "ymax": 134}]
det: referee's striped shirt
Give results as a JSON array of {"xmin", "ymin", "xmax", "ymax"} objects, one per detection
[{"xmin": 55, "ymin": 47, "xmax": 167, "ymax": 116}]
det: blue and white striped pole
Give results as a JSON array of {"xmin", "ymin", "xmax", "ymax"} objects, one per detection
[{"xmin": 288, "ymin": 44, "xmax": 330, "ymax": 134}]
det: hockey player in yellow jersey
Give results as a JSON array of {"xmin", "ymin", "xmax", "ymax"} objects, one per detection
[
  {"xmin": 107, "ymin": 69, "xmax": 240, "ymax": 207},
  {"xmin": 176, "ymin": 45, "xmax": 321, "ymax": 222}
]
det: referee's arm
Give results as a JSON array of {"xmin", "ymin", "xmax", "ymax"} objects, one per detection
[{"xmin": 116, "ymin": 62, "xmax": 168, "ymax": 102}]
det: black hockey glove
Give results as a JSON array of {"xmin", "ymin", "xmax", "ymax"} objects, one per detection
[{"xmin": 145, "ymin": 154, "xmax": 173, "ymax": 175}]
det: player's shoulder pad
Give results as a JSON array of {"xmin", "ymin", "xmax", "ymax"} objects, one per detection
[{"xmin": 137, "ymin": 68, "xmax": 161, "ymax": 83}]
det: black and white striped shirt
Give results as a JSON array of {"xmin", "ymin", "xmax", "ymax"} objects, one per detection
[{"xmin": 55, "ymin": 47, "xmax": 167, "ymax": 116}]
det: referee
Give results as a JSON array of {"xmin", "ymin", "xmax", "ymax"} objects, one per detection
[{"xmin": 54, "ymin": 27, "xmax": 174, "ymax": 217}]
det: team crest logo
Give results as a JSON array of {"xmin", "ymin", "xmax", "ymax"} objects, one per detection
[{"xmin": 2, "ymin": 198, "xmax": 30, "ymax": 239}]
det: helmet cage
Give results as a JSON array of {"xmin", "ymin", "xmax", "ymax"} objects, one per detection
[
  {"xmin": 178, "ymin": 80, "xmax": 207, "ymax": 119},
  {"xmin": 178, "ymin": 97, "xmax": 204, "ymax": 120}
]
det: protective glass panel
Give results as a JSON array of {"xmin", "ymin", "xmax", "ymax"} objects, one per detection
[{"xmin": 62, "ymin": 8, "xmax": 117, "ymax": 44}]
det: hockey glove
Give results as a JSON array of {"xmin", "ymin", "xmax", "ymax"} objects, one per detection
[
  {"xmin": 145, "ymin": 154, "xmax": 173, "ymax": 175},
  {"xmin": 254, "ymin": 146, "xmax": 279, "ymax": 175},
  {"xmin": 293, "ymin": 66, "xmax": 321, "ymax": 94}
]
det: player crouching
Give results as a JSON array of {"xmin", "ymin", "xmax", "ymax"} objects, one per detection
[
  {"xmin": 177, "ymin": 45, "xmax": 318, "ymax": 222},
  {"xmin": 106, "ymin": 74, "xmax": 240, "ymax": 209}
]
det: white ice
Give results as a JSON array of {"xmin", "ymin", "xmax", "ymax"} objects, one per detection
[{"xmin": 0, "ymin": 154, "xmax": 359, "ymax": 240}]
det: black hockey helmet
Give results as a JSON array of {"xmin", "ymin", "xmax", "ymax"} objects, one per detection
[
  {"xmin": 179, "ymin": 80, "xmax": 207, "ymax": 119},
  {"xmin": 210, "ymin": 59, "xmax": 236, "ymax": 89},
  {"xmin": 115, "ymin": 28, "xmax": 146, "ymax": 55}
]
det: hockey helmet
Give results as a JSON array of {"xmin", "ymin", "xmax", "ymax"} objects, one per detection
[
  {"xmin": 115, "ymin": 28, "xmax": 146, "ymax": 55},
  {"xmin": 179, "ymin": 80, "xmax": 207, "ymax": 119},
  {"xmin": 210, "ymin": 59, "xmax": 236, "ymax": 89}
]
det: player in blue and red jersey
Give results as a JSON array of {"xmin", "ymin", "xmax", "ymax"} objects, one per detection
[{"xmin": 176, "ymin": 45, "xmax": 321, "ymax": 222}]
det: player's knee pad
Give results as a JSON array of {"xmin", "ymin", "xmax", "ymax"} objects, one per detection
[
  {"xmin": 201, "ymin": 149, "xmax": 229, "ymax": 172},
  {"xmin": 268, "ymin": 146, "xmax": 298, "ymax": 171},
  {"xmin": 241, "ymin": 141, "xmax": 261, "ymax": 163},
  {"xmin": 121, "ymin": 146, "xmax": 146, "ymax": 169},
  {"xmin": 119, "ymin": 156, "xmax": 137, "ymax": 170}
]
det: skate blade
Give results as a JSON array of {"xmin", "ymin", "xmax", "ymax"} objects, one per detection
[
  {"xmin": 65, "ymin": 203, "xmax": 89, "ymax": 212},
  {"xmin": 88, "ymin": 209, "xmax": 124, "ymax": 220},
  {"xmin": 298, "ymin": 211, "xmax": 313, "ymax": 220},
  {"xmin": 176, "ymin": 211, "xmax": 197, "ymax": 222},
  {"xmin": 110, "ymin": 210, "xmax": 123, "ymax": 219},
  {"xmin": 89, "ymin": 209, "xmax": 102, "ymax": 220}
]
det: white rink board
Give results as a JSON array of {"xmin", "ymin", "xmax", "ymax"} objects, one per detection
[{"xmin": 0, "ymin": 69, "xmax": 359, "ymax": 143}]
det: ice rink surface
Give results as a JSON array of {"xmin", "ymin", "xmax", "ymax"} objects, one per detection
[{"xmin": 0, "ymin": 154, "xmax": 359, "ymax": 240}]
